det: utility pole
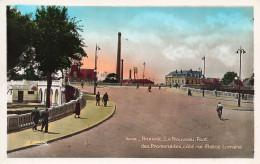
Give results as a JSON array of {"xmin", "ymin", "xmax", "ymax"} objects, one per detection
[
  {"xmin": 236, "ymin": 46, "xmax": 246, "ymax": 107},
  {"xmin": 202, "ymin": 55, "xmax": 205, "ymax": 97},
  {"xmin": 94, "ymin": 44, "xmax": 101, "ymax": 95}
]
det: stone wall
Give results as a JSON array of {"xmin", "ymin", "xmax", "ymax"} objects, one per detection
[{"xmin": 7, "ymin": 85, "xmax": 86, "ymax": 133}]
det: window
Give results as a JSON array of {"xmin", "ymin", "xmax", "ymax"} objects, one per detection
[{"xmin": 28, "ymin": 91, "xmax": 34, "ymax": 94}]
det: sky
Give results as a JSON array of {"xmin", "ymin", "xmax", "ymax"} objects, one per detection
[{"xmin": 14, "ymin": 5, "xmax": 254, "ymax": 83}]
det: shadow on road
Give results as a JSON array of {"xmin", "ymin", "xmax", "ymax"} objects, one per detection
[
  {"xmin": 220, "ymin": 118, "xmax": 229, "ymax": 121},
  {"xmin": 47, "ymin": 132, "xmax": 60, "ymax": 134}
]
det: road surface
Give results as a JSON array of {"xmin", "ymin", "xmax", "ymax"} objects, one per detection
[{"xmin": 8, "ymin": 87, "xmax": 254, "ymax": 158}]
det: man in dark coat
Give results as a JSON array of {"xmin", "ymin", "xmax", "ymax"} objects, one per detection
[
  {"xmin": 41, "ymin": 108, "xmax": 49, "ymax": 133},
  {"xmin": 96, "ymin": 91, "xmax": 101, "ymax": 106},
  {"xmin": 75, "ymin": 100, "xmax": 81, "ymax": 118},
  {"xmin": 148, "ymin": 85, "xmax": 151, "ymax": 92},
  {"xmin": 102, "ymin": 92, "xmax": 109, "ymax": 107},
  {"xmin": 81, "ymin": 81, "xmax": 84, "ymax": 88},
  {"xmin": 31, "ymin": 106, "xmax": 40, "ymax": 131},
  {"xmin": 188, "ymin": 89, "xmax": 192, "ymax": 96}
]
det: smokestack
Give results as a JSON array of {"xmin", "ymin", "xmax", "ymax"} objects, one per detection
[
  {"xmin": 129, "ymin": 69, "xmax": 132, "ymax": 79},
  {"xmin": 116, "ymin": 32, "xmax": 121, "ymax": 82},
  {"xmin": 121, "ymin": 59, "xmax": 124, "ymax": 80}
]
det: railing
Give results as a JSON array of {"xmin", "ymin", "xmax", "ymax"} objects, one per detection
[
  {"xmin": 7, "ymin": 85, "xmax": 86, "ymax": 133},
  {"xmin": 181, "ymin": 87, "xmax": 253, "ymax": 100}
]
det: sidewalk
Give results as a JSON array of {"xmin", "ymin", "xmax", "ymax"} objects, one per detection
[{"xmin": 7, "ymin": 93, "xmax": 116, "ymax": 153}]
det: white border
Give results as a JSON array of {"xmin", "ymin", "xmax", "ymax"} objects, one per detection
[{"xmin": 0, "ymin": 0, "xmax": 259, "ymax": 164}]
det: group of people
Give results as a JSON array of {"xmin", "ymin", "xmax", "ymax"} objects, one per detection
[
  {"xmin": 31, "ymin": 107, "xmax": 49, "ymax": 133},
  {"xmin": 96, "ymin": 92, "xmax": 109, "ymax": 107}
]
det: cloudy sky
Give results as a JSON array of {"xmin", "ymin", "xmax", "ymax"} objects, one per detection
[{"xmin": 15, "ymin": 5, "xmax": 254, "ymax": 83}]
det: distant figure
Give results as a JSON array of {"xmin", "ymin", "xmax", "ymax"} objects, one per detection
[
  {"xmin": 41, "ymin": 108, "xmax": 49, "ymax": 133},
  {"xmin": 137, "ymin": 83, "xmax": 139, "ymax": 89},
  {"xmin": 148, "ymin": 85, "xmax": 152, "ymax": 92},
  {"xmin": 215, "ymin": 89, "xmax": 218, "ymax": 97},
  {"xmin": 75, "ymin": 100, "xmax": 81, "ymax": 118},
  {"xmin": 81, "ymin": 81, "xmax": 84, "ymax": 88},
  {"xmin": 31, "ymin": 106, "xmax": 41, "ymax": 131},
  {"xmin": 102, "ymin": 92, "xmax": 109, "ymax": 107},
  {"xmin": 216, "ymin": 102, "xmax": 223, "ymax": 119},
  {"xmin": 96, "ymin": 91, "xmax": 101, "ymax": 106},
  {"xmin": 176, "ymin": 83, "xmax": 178, "ymax": 89},
  {"xmin": 159, "ymin": 85, "xmax": 161, "ymax": 90},
  {"xmin": 188, "ymin": 89, "xmax": 192, "ymax": 96}
]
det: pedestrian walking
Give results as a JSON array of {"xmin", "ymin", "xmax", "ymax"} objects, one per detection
[
  {"xmin": 102, "ymin": 92, "xmax": 109, "ymax": 107},
  {"xmin": 41, "ymin": 108, "xmax": 49, "ymax": 133},
  {"xmin": 81, "ymin": 81, "xmax": 84, "ymax": 88},
  {"xmin": 137, "ymin": 83, "xmax": 139, "ymax": 89},
  {"xmin": 31, "ymin": 106, "xmax": 41, "ymax": 131},
  {"xmin": 148, "ymin": 85, "xmax": 151, "ymax": 92},
  {"xmin": 74, "ymin": 100, "xmax": 81, "ymax": 118},
  {"xmin": 216, "ymin": 102, "xmax": 223, "ymax": 119},
  {"xmin": 96, "ymin": 91, "xmax": 101, "ymax": 106},
  {"xmin": 159, "ymin": 84, "xmax": 161, "ymax": 90},
  {"xmin": 188, "ymin": 89, "xmax": 192, "ymax": 96},
  {"xmin": 215, "ymin": 89, "xmax": 218, "ymax": 97}
]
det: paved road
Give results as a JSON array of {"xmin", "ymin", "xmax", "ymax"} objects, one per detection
[{"xmin": 8, "ymin": 87, "xmax": 254, "ymax": 158}]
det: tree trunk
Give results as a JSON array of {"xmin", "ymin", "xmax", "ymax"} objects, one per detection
[
  {"xmin": 46, "ymin": 71, "xmax": 52, "ymax": 108},
  {"xmin": 61, "ymin": 69, "xmax": 64, "ymax": 78}
]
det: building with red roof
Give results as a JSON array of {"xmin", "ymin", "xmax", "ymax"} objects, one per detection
[{"xmin": 66, "ymin": 64, "xmax": 96, "ymax": 83}]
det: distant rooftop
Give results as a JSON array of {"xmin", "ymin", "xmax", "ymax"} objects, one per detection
[{"xmin": 166, "ymin": 69, "xmax": 202, "ymax": 78}]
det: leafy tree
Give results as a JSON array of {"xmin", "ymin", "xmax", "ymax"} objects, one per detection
[
  {"xmin": 103, "ymin": 73, "xmax": 118, "ymax": 83},
  {"xmin": 221, "ymin": 71, "xmax": 238, "ymax": 85},
  {"xmin": 34, "ymin": 6, "xmax": 87, "ymax": 107},
  {"xmin": 7, "ymin": 6, "xmax": 36, "ymax": 78}
]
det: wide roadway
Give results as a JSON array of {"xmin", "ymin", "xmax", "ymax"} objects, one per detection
[{"xmin": 8, "ymin": 87, "xmax": 254, "ymax": 158}]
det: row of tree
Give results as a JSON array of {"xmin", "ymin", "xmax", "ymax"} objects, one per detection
[{"xmin": 7, "ymin": 6, "xmax": 87, "ymax": 107}]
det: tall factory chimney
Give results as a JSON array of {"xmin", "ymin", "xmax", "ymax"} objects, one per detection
[
  {"xmin": 129, "ymin": 69, "xmax": 132, "ymax": 79},
  {"xmin": 121, "ymin": 59, "xmax": 124, "ymax": 80},
  {"xmin": 116, "ymin": 32, "xmax": 121, "ymax": 82}
]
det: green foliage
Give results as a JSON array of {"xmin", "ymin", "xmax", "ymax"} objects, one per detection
[
  {"xmin": 221, "ymin": 71, "xmax": 238, "ymax": 85},
  {"xmin": 33, "ymin": 6, "xmax": 87, "ymax": 73},
  {"xmin": 103, "ymin": 73, "xmax": 118, "ymax": 83},
  {"xmin": 7, "ymin": 6, "xmax": 35, "ymax": 74}
]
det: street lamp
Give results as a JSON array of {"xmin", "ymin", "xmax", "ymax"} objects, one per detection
[
  {"xmin": 94, "ymin": 44, "xmax": 101, "ymax": 95},
  {"xmin": 236, "ymin": 46, "xmax": 246, "ymax": 107},
  {"xmin": 202, "ymin": 55, "xmax": 206, "ymax": 97}
]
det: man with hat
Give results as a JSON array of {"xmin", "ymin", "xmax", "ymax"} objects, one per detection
[
  {"xmin": 31, "ymin": 106, "xmax": 40, "ymax": 131},
  {"xmin": 41, "ymin": 108, "xmax": 49, "ymax": 133}
]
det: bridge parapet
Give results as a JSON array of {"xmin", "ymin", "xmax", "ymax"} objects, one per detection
[{"xmin": 7, "ymin": 85, "xmax": 86, "ymax": 133}]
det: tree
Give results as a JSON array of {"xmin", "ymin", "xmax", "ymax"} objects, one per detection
[
  {"xmin": 34, "ymin": 6, "xmax": 87, "ymax": 107},
  {"xmin": 221, "ymin": 71, "xmax": 238, "ymax": 85},
  {"xmin": 7, "ymin": 6, "xmax": 36, "ymax": 78},
  {"xmin": 103, "ymin": 73, "xmax": 118, "ymax": 83}
]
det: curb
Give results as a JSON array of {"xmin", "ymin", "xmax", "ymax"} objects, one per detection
[{"xmin": 7, "ymin": 105, "xmax": 116, "ymax": 154}]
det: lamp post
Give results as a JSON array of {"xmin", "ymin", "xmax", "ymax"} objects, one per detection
[
  {"xmin": 94, "ymin": 44, "xmax": 101, "ymax": 95},
  {"xmin": 202, "ymin": 55, "xmax": 206, "ymax": 97},
  {"xmin": 236, "ymin": 46, "xmax": 246, "ymax": 107}
]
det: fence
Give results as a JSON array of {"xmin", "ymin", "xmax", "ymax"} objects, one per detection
[
  {"xmin": 7, "ymin": 85, "xmax": 86, "ymax": 133},
  {"xmin": 181, "ymin": 87, "xmax": 254, "ymax": 100}
]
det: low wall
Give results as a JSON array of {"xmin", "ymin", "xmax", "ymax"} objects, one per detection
[
  {"xmin": 7, "ymin": 85, "xmax": 86, "ymax": 133},
  {"xmin": 181, "ymin": 87, "xmax": 254, "ymax": 101}
]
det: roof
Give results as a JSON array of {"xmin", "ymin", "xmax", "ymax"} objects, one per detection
[
  {"xmin": 66, "ymin": 64, "xmax": 95, "ymax": 79},
  {"xmin": 166, "ymin": 70, "xmax": 202, "ymax": 78},
  {"xmin": 121, "ymin": 79, "xmax": 154, "ymax": 84}
]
